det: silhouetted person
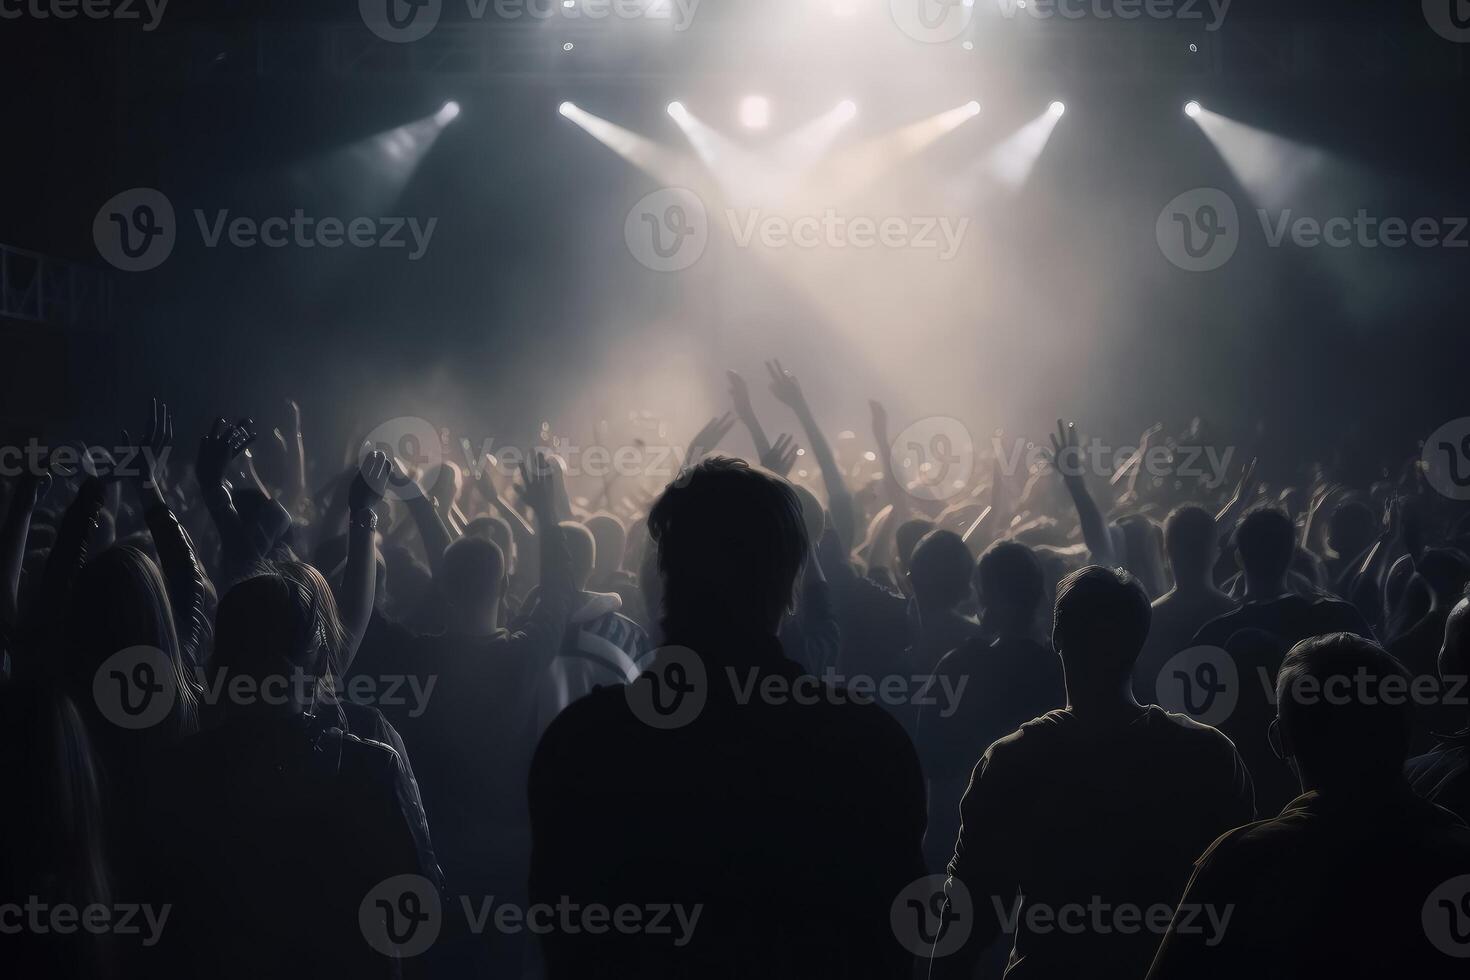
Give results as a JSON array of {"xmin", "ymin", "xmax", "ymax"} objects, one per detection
[
  {"xmin": 934, "ymin": 566, "xmax": 1254, "ymax": 980},
  {"xmin": 906, "ymin": 529, "xmax": 983, "ymax": 679},
  {"xmin": 1147, "ymin": 633, "xmax": 1470, "ymax": 979},
  {"xmin": 529, "ymin": 458, "xmax": 926, "ymax": 978},
  {"xmin": 1193, "ymin": 507, "xmax": 1372, "ymax": 650},
  {"xmin": 1134, "ymin": 505, "xmax": 1236, "ymax": 704},
  {"xmin": 1406, "ymin": 595, "xmax": 1470, "ymax": 822},
  {"xmin": 916, "ymin": 539, "xmax": 1064, "ymax": 872}
]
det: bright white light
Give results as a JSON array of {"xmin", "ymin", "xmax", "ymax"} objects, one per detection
[
  {"xmin": 965, "ymin": 100, "xmax": 981, "ymax": 117},
  {"xmin": 962, "ymin": 40, "xmax": 974, "ymax": 50},
  {"xmin": 1184, "ymin": 100, "xmax": 1202, "ymax": 118},
  {"xmin": 739, "ymin": 95, "xmax": 770, "ymax": 130},
  {"xmin": 559, "ymin": 101, "xmax": 575, "ymax": 116},
  {"xmin": 436, "ymin": 101, "xmax": 461, "ymax": 124},
  {"xmin": 1049, "ymin": 100, "xmax": 1066, "ymax": 116},
  {"xmin": 836, "ymin": 99, "xmax": 857, "ymax": 121},
  {"xmin": 668, "ymin": 101, "xmax": 686, "ymax": 118}
]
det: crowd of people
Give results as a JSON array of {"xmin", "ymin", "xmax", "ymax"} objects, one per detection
[{"xmin": 2, "ymin": 367, "xmax": 1470, "ymax": 979}]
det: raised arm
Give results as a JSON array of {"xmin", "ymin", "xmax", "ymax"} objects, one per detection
[
  {"xmin": 1044, "ymin": 419, "xmax": 1116, "ymax": 567},
  {"xmin": 338, "ymin": 451, "xmax": 390, "ymax": 673},
  {"xmin": 767, "ymin": 360, "xmax": 856, "ymax": 552},
  {"xmin": 727, "ymin": 369, "xmax": 773, "ymax": 462}
]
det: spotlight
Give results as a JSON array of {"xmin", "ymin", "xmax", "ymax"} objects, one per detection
[
  {"xmin": 436, "ymin": 101, "xmax": 461, "ymax": 124},
  {"xmin": 1184, "ymin": 100, "xmax": 1202, "ymax": 118},
  {"xmin": 836, "ymin": 99, "xmax": 857, "ymax": 121},
  {"xmin": 961, "ymin": 40, "xmax": 974, "ymax": 51},
  {"xmin": 1049, "ymin": 100, "xmax": 1066, "ymax": 116},
  {"xmin": 668, "ymin": 101, "xmax": 686, "ymax": 118},
  {"xmin": 739, "ymin": 95, "xmax": 770, "ymax": 130},
  {"xmin": 559, "ymin": 101, "xmax": 575, "ymax": 116},
  {"xmin": 965, "ymin": 100, "xmax": 981, "ymax": 117}
]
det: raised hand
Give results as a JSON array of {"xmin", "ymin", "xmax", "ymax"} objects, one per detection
[
  {"xmin": 686, "ymin": 413, "xmax": 735, "ymax": 462},
  {"xmin": 727, "ymin": 370, "xmax": 756, "ymax": 421},
  {"xmin": 350, "ymin": 451, "xmax": 391, "ymax": 515},
  {"xmin": 765, "ymin": 359, "xmax": 805, "ymax": 410},
  {"xmin": 197, "ymin": 416, "xmax": 258, "ymax": 491},
  {"xmin": 520, "ymin": 449, "xmax": 557, "ymax": 518},
  {"xmin": 869, "ymin": 399, "xmax": 889, "ymax": 440},
  {"xmin": 761, "ymin": 433, "xmax": 799, "ymax": 478},
  {"xmin": 122, "ymin": 398, "xmax": 174, "ymax": 503},
  {"xmin": 1043, "ymin": 419, "xmax": 1083, "ymax": 483}
]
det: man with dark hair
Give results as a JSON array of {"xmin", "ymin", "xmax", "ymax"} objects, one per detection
[
  {"xmin": 1133, "ymin": 505, "xmax": 1237, "ymax": 703},
  {"xmin": 1406, "ymin": 595, "xmax": 1470, "ymax": 822},
  {"xmin": 1148, "ymin": 634, "xmax": 1470, "ymax": 979},
  {"xmin": 529, "ymin": 457, "xmax": 926, "ymax": 979},
  {"xmin": 906, "ymin": 528, "xmax": 982, "ymax": 678},
  {"xmin": 917, "ymin": 539, "xmax": 1064, "ymax": 872},
  {"xmin": 1192, "ymin": 507, "xmax": 1372, "ymax": 650},
  {"xmin": 934, "ymin": 566, "xmax": 1255, "ymax": 980}
]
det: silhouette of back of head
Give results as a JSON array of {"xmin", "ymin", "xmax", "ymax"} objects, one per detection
[
  {"xmin": 584, "ymin": 514, "xmax": 626, "ymax": 577},
  {"xmin": 1327, "ymin": 499, "xmax": 1376, "ymax": 560},
  {"xmin": 1164, "ymin": 504, "xmax": 1217, "ymax": 585},
  {"xmin": 1440, "ymin": 595, "xmax": 1470, "ymax": 717},
  {"xmin": 214, "ymin": 563, "xmax": 345, "ymax": 704},
  {"xmin": 440, "ymin": 536, "xmax": 506, "ymax": 615},
  {"xmin": 560, "ymin": 520, "xmax": 597, "ymax": 592},
  {"xmin": 909, "ymin": 529, "xmax": 974, "ymax": 609},
  {"xmin": 895, "ymin": 518, "xmax": 937, "ymax": 572},
  {"xmin": 1234, "ymin": 506, "xmax": 1296, "ymax": 587},
  {"xmin": 1276, "ymin": 633, "xmax": 1413, "ymax": 791},
  {"xmin": 648, "ymin": 457, "xmax": 807, "ymax": 643},
  {"xmin": 1052, "ymin": 565, "xmax": 1152, "ymax": 693},
  {"xmin": 975, "ymin": 538, "xmax": 1044, "ymax": 623}
]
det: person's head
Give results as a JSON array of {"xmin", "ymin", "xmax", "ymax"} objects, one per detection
[
  {"xmin": 1234, "ymin": 506, "xmax": 1296, "ymax": 588},
  {"xmin": 1274, "ymin": 633, "xmax": 1413, "ymax": 792},
  {"xmin": 648, "ymin": 457, "xmax": 806, "ymax": 641},
  {"xmin": 894, "ymin": 519, "xmax": 936, "ymax": 577},
  {"xmin": 1052, "ymin": 565, "xmax": 1151, "ymax": 698},
  {"xmin": 439, "ymin": 537, "xmax": 506, "ymax": 630},
  {"xmin": 214, "ymin": 562, "xmax": 347, "ymax": 717},
  {"xmin": 1440, "ymin": 595, "xmax": 1470, "ymax": 722},
  {"xmin": 791, "ymin": 484, "xmax": 826, "ymax": 551},
  {"xmin": 1416, "ymin": 548, "xmax": 1470, "ymax": 604},
  {"xmin": 584, "ymin": 514, "xmax": 627, "ymax": 578},
  {"xmin": 907, "ymin": 529, "xmax": 974, "ymax": 611},
  {"xmin": 464, "ymin": 514, "xmax": 515, "ymax": 569},
  {"xmin": 974, "ymin": 539, "xmax": 1043, "ymax": 630},
  {"xmin": 65, "ymin": 546, "xmax": 198, "ymax": 741},
  {"xmin": 1116, "ymin": 514, "xmax": 1165, "ymax": 598},
  {"xmin": 1163, "ymin": 505, "xmax": 1217, "ymax": 588},
  {"xmin": 1326, "ymin": 499, "xmax": 1377, "ymax": 560},
  {"xmin": 561, "ymin": 521, "xmax": 597, "ymax": 592}
]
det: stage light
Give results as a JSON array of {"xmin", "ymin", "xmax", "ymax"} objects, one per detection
[
  {"xmin": 668, "ymin": 101, "xmax": 687, "ymax": 118},
  {"xmin": 836, "ymin": 99, "xmax": 857, "ymax": 121},
  {"xmin": 1184, "ymin": 100, "xmax": 1202, "ymax": 118},
  {"xmin": 436, "ymin": 101, "xmax": 461, "ymax": 124},
  {"xmin": 559, "ymin": 101, "xmax": 575, "ymax": 116},
  {"xmin": 739, "ymin": 95, "xmax": 770, "ymax": 130},
  {"xmin": 962, "ymin": 40, "xmax": 974, "ymax": 51},
  {"xmin": 965, "ymin": 101, "xmax": 981, "ymax": 117},
  {"xmin": 1049, "ymin": 101, "xmax": 1066, "ymax": 116}
]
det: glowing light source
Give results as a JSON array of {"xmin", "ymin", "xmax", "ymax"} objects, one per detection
[
  {"xmin": 559, "ymin": 101, "xmax": 575, "ymax": 116},
  {"xmin": 739, "ymin": 95, "xmax": 770, "ymax": 130},
  {"xmin": 1049, "ymin": 101, "xmax": 1066, "ymax": 117},
  {"xmin": 668, "ymin": 101, "xmax": 687, "ymax": 118},
  {"xmin": 1184, "ymin": 100, "xmax": 1202, "ymax": 118},
  {"xmin": 836, "ymin": 99, "xmax": 857, "ymax": 121},
  {"xmin": 435, "ymin": 101, "xmax": 461, "ymax": 125},
  {"xmin": 965, "ymin": 100, "xmax": 981, "ymax": 117}
]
